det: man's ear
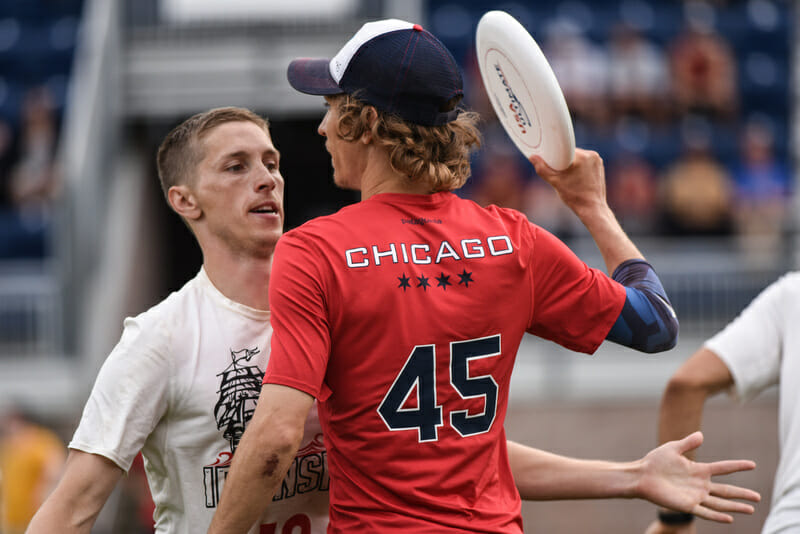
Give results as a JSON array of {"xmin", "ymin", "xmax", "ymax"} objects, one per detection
[
  {"xmin": 168, "ymin": 184, "xmax": 202, "ymax": 220},
  {"xmin": 361, "ymin": 106, "xmax": 379, "ymax": 144}
]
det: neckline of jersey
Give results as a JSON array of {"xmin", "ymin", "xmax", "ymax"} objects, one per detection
[
  {"xmin": 367, "ymin": 190, "xmax": 453, "ymax": 207},
  {"xmin": 198, "ymin": 267, "xmax": 271, "ymax": 321}
]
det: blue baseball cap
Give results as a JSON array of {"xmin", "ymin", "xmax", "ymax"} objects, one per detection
[{"xmin": 287, "ymin": 19, "xmax": 464, "ymax": 126}]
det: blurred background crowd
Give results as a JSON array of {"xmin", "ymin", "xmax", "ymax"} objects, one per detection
[
  {"xmin": 442, "ymin": 1, "xmax": 793, "ymax": 251},
  {"xmin": 0, "ymin": 0, "xmax": 794, "ymax": 532}
]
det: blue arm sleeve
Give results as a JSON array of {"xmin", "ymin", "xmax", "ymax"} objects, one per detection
[{"xmin": 605, "ymin": 259, "xmax": 679, "ymax": 353}]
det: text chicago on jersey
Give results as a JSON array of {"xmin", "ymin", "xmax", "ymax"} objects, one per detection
[{"xmin": 345, "ymin": 236, "xmax": 514, "ymax": 268}]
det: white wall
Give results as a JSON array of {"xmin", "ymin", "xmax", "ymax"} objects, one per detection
[{"xmin": 160, "ymin": 0, "xmax": 359, "ymax": 23}]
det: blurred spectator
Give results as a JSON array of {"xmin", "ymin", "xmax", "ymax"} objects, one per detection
[
  {"xmin": 667, "ymin": 21, "xmax": 738, "ymax": 119},
  {"xmin": 9, "ymin": 86, "xmax": 60, "ymax": 212},
  {"xmin": 730, "ymin": 118, "xmax": 791, "ymax": 263},
  {"xmin": 607, "ymin": 23, "xmax": 670, "ymax": 122},
  {"xmin": 731, "ymin": 118, "xmax": 790, "ymax": 216},
  {"xmin": 544, "ymin": 19, "xmax": 611, "ymax": 126},
  {"xmin": 0, "ymin": 86, "xmax": 60, "ymax": 259},
  {"xmin": 607, "ymin": 154, "xmax": 660, "ymax": 235},
  {"xmin": 0, "ymin": 406, "xmax": 66, "ymax": 534},
  {"xmin": 659, "ymin": 127, "xmax": 735, "ymax": 235}
]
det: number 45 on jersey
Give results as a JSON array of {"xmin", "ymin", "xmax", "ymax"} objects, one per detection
[{"xmin": 378, "ymin": 335, "xmax": 501, "ymax": 442}]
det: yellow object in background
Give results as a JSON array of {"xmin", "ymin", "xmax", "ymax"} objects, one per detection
[{"xmin": 0, "ymin": 412, "xmax": 66, "ymax": 534}]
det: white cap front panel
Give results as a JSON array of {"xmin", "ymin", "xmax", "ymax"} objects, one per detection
[{"xmin": 329, "ymin": 19, "xmax": 415, "ymax": 83}]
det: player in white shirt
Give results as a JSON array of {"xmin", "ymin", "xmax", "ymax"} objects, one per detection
[
  {"xmin": 646, "ymin": 272, "xmax": 800, "ymax": 533},
  {"xmin": 27, "ymin": 107, "xmax": 329, "ymax": 534}
]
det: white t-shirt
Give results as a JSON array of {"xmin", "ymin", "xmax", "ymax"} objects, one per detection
[
  {"xmin": 705, "ymin": 272, "xmax": 800, "ymax": 534},
  {"xmin": 70, "ymin": 268, "xmax": 329, "ymax": 534}
]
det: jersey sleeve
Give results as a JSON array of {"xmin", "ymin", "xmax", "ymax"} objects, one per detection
[
  {"xmin": 68, "ymin": 316, "xmax": 170, "ymax": 472},
  {"xmin": 526, "ymin": 225, "xmax": 627, "ymax": 354},
  {"xmin": 265, "ymin": 231, "xmax": 332, "ymax": 400},
  {"xmin": 705, "ymin": 275, "xmax": 786, "ymax": 403}
]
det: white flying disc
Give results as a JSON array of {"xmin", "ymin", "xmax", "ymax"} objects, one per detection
[{"xmin": 476, "ymin": 10, "xmax": 576, "ymax": 170}]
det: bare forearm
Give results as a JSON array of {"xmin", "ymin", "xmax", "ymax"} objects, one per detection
[
  {"xmin": 658, "ymin": 348, "xmax": 734, "ymax": 457},
  {"xmin": 508, "ymin": 442, "xmax": 639, "ymax": 500},
  {"xmin": 658, "ymin": 387, "xmax": 708, "ymax": 460},
  {"xmin": 27, "ymin": 495, "xmax": 97, "ymax": 534},
  {"xmin": 575, "ymin": 204, "xmax": 644, "ymax": 274},
  {"xmin": 209, "ymin": 384, "xmax": 313, "ymax": 534},
  {"xmin": 27, "ymin": 450, "xmax": 122, "ymax": 534},
  {"xmin": 208, "ymin": 430, "xmax": 299, "ymax": 533}
]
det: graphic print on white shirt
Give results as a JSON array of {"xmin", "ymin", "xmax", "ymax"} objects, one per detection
[
  {"xmin": 205, "ymin": 346, "xmax": 331, "ymax": 511},
  {"xmin": 215, "ymin": 346, "xmax": 264, "ymax": 452},
  {"xmin": 205, "ymin": 346, "xmax": 265, "ymax": 508}
]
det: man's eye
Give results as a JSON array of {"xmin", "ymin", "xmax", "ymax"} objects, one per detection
[{"xmin": 226, "ymin": 164, "xmax": 244, "ymax": 172}]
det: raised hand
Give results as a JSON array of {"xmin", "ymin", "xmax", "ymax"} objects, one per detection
[
  {"xmin": 637, "ymin": 431, "xmax": 760, "ymax": 524},
  {"xmin": 529, "ymin": 148, "xmax": 608, "ymax": 218},
  {"xmin": 530, "ymin": 148, "xmax": 645, "ymax": 273}
]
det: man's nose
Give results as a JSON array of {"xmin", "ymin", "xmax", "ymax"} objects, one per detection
[
  {"xmin": 255, "ymin": 165, "xmax": 277, "ymax": 191},
  {"xmin": 318, "ymin": 111, "xmax": 329, "ymax": 137}
]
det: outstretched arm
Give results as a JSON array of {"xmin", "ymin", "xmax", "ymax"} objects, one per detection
[
  {"xmin": 26, "ymin": 450, "xmax": 123, "ymax": 534},
  {"xmin": 507, "ymin": 432, "xmax": 758, "ymax": 523},
  {"xmin": 643, "ymin": 347, "xmax": 737, "ymax": 533},
  {"xmin": 208, "ymin": 384, "xmax": 314, "ymax": 534}
]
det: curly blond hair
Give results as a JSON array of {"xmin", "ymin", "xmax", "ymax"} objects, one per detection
[{"xmin": 331, "ymin": 95, "xmax": 481, "ymax": 192}]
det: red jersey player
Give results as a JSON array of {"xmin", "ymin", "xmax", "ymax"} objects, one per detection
[{"xmin": 210, "ymin": 19, "xmax": 759, "ymax": 533}]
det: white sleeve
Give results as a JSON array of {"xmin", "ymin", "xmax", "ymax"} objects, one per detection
[
  {"xmin": 69, "ymin": 315, "xmax": 171, "ymax": 472},
  {"xmin": 704, "ymin": 276, "xmax": 786, "ymax": 403}
]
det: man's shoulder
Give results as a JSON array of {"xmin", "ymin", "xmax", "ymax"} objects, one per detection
[
  {"xmin": 481, "ymin": 202, "xmax": 534, "ymax": 225},
  {"xmin": 124, "ymin": 271, "xmax": 206, "ymax": 333},
  {"xmin": 776, "ymin": 271, "xmax": 800, "ymax": 286},
  {"xmin": 757, "ymin": 271, "xmax": 800, "ymax": 304}
]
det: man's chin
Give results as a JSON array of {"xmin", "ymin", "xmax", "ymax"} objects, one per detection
[{"xmin": 256, "ymin": 230, "xmax": 282, "ymax": 249}]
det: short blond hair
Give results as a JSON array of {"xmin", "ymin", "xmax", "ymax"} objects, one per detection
[
  {"xmin": 156, "ymin": 107, "xmax": 270, "ymax": 199},
  {"xmin": 332, "ymin": 95, "xmax": 481, "ymax": 192}
]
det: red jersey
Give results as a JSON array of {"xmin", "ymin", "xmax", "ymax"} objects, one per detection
[{"xmin": 265, "ymin": 192, "xmax": 625, "ymax": 532}]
